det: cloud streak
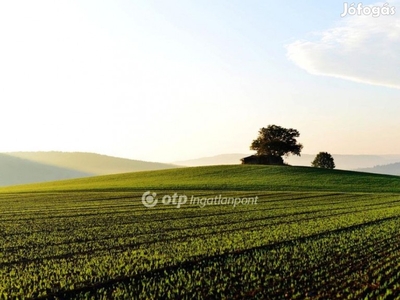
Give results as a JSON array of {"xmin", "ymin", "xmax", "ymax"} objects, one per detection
[{"xmin": 287, "ymin": 1, "xmax": 400, "ymax": 89}]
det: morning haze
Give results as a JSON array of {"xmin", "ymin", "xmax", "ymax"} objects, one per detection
[{"xmin": 0, "ymin": 1, "xmax": 399, "ymax": 162}]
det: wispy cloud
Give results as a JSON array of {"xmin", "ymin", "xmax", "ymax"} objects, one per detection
[{"xmin": 286, "ymin": 1, "xmax": 400, "ymax": 89}]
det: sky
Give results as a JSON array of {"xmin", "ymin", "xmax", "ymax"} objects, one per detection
[{"xmin": 1, "ymin": 0, "xmax": 400, "ymax": 163}]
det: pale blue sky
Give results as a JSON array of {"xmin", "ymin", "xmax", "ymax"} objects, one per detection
[{"xmin": 1, "ymin": 1, "xmax": 399, "ymax": 162}]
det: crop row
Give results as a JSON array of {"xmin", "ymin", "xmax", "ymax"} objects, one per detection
[{"xmin": 1, "ymin": 191, "xmax": 400, "ymax": 298}]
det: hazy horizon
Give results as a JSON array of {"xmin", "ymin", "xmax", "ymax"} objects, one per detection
[
  {"xmin": 1, "ymin": 1, "xmax": 399, "ymax": 162},
  {"xmin": 4, "ymin": 150, "xmax": 400, "ymax": 165}
]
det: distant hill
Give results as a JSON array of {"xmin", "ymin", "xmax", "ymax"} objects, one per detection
[
  {"xmin": 285, "ymin": 154, "xmax": 400, "ymax": 170},
  {"xmin": 0, "ymin": 154, "xmax": 92, "ymax": 186},
  {"xmin": 175, "ymin": 153, "xmax": 400, "ymax": 171},
  {"xmin": 0, "ymin": 152, "xmax": 179, "ymax": 187},
  {"xmin": 357, "ymin": 162, "xmax": 400, "ymax": 176}
]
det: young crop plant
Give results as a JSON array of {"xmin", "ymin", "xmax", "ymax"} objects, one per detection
[{"xmin": 1, "ymin": 185, "xmax": 400, "ymax": 298}]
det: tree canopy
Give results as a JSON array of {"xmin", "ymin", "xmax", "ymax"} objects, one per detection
[
  {"xmin": 311, "ymin": 152, "xmax": 335, "ymax": 169},
  {"xmin": 250, "ymin": 125, "xmax": 303, "ymax": 157}
]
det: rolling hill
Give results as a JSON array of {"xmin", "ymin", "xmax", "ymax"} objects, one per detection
[
  {"xmin": 357, "ymin": 162, "xmax": 400, "ymax": 176},
  {"xmin": 2, "ymin": 164, "xmax": 400, "ymax": 298},
  {"xmin": 2, "ymin": 164, "xmax": 400, "ymax": 193},
  {"xmin": 0, "ymin": 153, "xmax": 92, "ymax": 186},
  {"xmin": 0, "ymin": 152, "xmax": 179, "ymax": 186},
  {"xmin": 3, "ymin": 151, "xmax": 400, "ymax": 187}
]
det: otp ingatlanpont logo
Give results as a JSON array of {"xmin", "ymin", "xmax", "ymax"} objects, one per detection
[{"xmin": 141, "ymin": 191, "xmax": 158, "ymax": 208}]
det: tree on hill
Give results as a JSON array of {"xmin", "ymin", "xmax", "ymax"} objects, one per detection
[
  {"xmin": 311, "ymin": 152, "xmax": 335, "ymax": 169},
  {"xmin": 250, "ymin": 125, "xmax": 303, "ymax": 159}
]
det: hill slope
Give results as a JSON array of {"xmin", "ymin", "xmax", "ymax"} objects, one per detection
[
  {"xmin": 0, "ymin": 154, "xmax": 92, "ymax": 186},
  {"xmin": 8, "ymin": 152, "xmax": 178, "ymax": 174},
  {"xmin": 2, "ymin": 165, "xmax": 400, "ymax": 193},
  {"xmin": 357, "ymin": 162, "xmax": 400, "ymax": 176},
  {"xmin": 0, "ymin": 152, "xmax": 179, "ymax": 186}
]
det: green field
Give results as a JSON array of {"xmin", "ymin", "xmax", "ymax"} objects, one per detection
[
  {"xmin": 3, "ymin": 165, "xmax": 400, "ymax": 193},
  {"xmin": 1, "ymin": 165, "xmax": 400, "ymax": 299}
]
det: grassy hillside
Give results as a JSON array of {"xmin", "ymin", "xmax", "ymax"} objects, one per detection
[
  {"xmin": 2, "ymin": 164, "xmax": 400, "ymax": 193},
  {"xmin": 8, "ymin": 151, "xmax": 179, "ymax": 175},
  {"xmin": 2, "ymin": 165, "xmax": 400, "ymax": 298},
  {"xmin": 2, "ymin": 177, "xmax": 400, "ymax": 297}
]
